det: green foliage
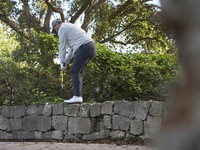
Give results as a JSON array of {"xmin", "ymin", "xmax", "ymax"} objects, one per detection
[
  {"xmin": 0, "ymin": 32, "xmax": 64, "ymax": 105},
  {"xmin": 0, "ymin": 29, "xmax": 178, "ymax": 105},
  {"xmin": 0, "ymin": 21, "xmax": 19, "ymax": 59},
  {"xmin": 82, "ymin": 43, "xmax": 179, "ymax": 102},
  {"xmin": 0, "ymin": 60, "xmax": 63, "ymax": 105},
  {"xmin": 0, "ymin": 0, "xmax": 179, "ymax": 105},
  {"xmin": 13, "ymin": 32, "xmax": 59, "ymax": 70},
  {"xmin": 91, "ymin": 1, "xmax": 175, "ymax": 53},
  {"xmin": 0, "ymin": 0, "xmax": 176, "ymax": 55}
]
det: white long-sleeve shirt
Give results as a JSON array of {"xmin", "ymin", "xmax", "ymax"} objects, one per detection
[{"xmin": 58, "ymin": 23, "xmax": 94, "ymax": 69}]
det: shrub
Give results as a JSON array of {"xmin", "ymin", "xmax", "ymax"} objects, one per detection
[
  {"xmin": 82, "ymin": 43, "xmax": 179, "ymax": 102},
  {"xmin": 0, "ymin": 32, "xmax": 64, "ymax": 105},
  {"xmin": 0, "ymin": 60, "xmax": 64, "ymax": 105},
  {"xmin": 0, "ymin": 33, "xmax": 178, "ymax": 105}
]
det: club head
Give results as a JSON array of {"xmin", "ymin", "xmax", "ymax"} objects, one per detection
[{"xmin": 61, "ymin": 84, "xmax": 64, "ymax": 88}]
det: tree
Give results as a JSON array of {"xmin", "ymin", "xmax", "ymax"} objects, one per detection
[
  {"xmin": 0, "ymin": 24, "xmax": 62, "ymax": 105},
  {"xmin": 0, "ymin": 0, "xmax": 175, "ymax": 53},
  {"xmin": 0, "ymin": 21, "xmax": 18, "ymax": 62}
]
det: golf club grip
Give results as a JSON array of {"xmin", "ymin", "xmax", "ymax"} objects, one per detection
[{"xmin": 61, "ymin": 72, "xmax": 63, "ymax": 82}]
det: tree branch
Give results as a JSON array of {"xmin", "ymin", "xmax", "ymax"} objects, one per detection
[
  {"xmin": 81, "ymin": 0, "xmax": 96, "ymax": 31},
  {"xmin": 108, "ymin": 0, "xmax": 157, "ymax": 22},
  {"xmin": 81, "ymin": 0, "xmax": 107, "ymax": 31},
  {"xmin": 43, "ymin": 6, "xmax": 53, "ymax": 33},
  {"xmin": 39, "ymin": 8, "xmax": 47, "ymax": 27},
  {"xmin": 108, "ymin": 37, "xmax": 164, "ymax": 46},
  {"xmin": 99, "ymin": 18, "xmax": 141, "ymax": 43},
  {"xmin": 92, "ymin": 0, "xmax": 107, "ymax": 10},
  {"xmin": 0, "ymin": 14, "xmax": 31, "ymax": 39},
  {"xmin": 69, "ymin": 2, "xmax": 91, "ymax": 23},
  {"xmin": 22, "ymin": 0, "xmax": 43, "ymax": 33},
  {"xmin": 108, "ymin": 0, "xmax": 133, "ymax": 22},
  {"xmin": 119, "ymin": 7, "xmax": 136, "ymax": 17},
  {"xmin": 0, "ymin": 6, "xmax": 6, "ymax": 15},
  {"xmin": 44, "ymin": 0, "xmax": 65, "ymax": 22}
]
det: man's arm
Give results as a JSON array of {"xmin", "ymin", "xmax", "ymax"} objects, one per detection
[
  {"xmin": 59, "ymin": 26, "xmax": 75, "ymax": 71},
  {"xmin": 64, "ymin": 47, "xmax": 74, "ymax": 65},
  {"xmin": 59, "ymin": 28, "xmax": 68, "ymax": 71}
]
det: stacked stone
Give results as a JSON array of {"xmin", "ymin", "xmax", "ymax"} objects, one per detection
[{"xmin": 0, "ymin": 101, "xmax": 167, "ymax": 140}]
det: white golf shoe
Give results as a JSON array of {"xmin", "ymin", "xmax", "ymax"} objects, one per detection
[{"xmin": 64, "ymin": 96, "xmax": 83, "ymax": 104}]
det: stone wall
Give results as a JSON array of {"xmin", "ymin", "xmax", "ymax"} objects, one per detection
[{"xmin": 0, "ymin": 101, "xmax": 168, "ymax": 140}]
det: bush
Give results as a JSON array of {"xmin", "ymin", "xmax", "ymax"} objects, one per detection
[
  {"xmin": 82, "ymin": 43, "xmax": 179, "ymax": 102},
  {"xmin": 0, "ymin": 32, "xmax": 64, "ymax": 106},
  {"xmin": 0, "ymin": 60, "xmax": 64, "ymax": 106},
  {"xmin": 0, "ymin": 33, "xmax": 178, "ymax": 105}
]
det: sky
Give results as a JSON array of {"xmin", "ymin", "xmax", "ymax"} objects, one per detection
[{"xmin": 148, "ymin": 0, "xmax": 161, "ymax": 6}]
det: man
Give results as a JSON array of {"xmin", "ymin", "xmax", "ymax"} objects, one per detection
[{"xmin": 51, "ymin": 18, "xmax": 97, "ymax": 104}]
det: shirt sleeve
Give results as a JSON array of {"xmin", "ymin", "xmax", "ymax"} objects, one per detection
[
  {"xmin": 59, "ymin": 25, "xmax": 74, "ymax": 68},
  {"xmin": 65, "ymin": 47, "xmax": 74, "ymax": 65},
  {"xmin": 59, "ymin": 28, "xmax": 67, "ymax": 69}
]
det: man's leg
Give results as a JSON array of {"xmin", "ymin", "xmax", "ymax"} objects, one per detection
[
  {"xmin": 64, "ymin": 41, "xmax": 97, "ymax": 103},
  {"xmin": 71, "ymin": 41, "xmax": 97, "ymax": 96}
]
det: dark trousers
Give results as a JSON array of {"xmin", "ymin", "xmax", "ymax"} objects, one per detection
[{"xmin": 71, "ymin": 41, "xmax": 97, "ymax": 96}]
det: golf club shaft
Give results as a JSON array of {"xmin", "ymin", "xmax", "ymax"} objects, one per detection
[{"xmin": 61, "ymin": 63, "xmax": 65, "ymax": 88}]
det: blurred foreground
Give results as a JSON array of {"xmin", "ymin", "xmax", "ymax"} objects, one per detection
[{"xmin": 157, "ymin": 0, "xmax": 200, "ymax": 150}]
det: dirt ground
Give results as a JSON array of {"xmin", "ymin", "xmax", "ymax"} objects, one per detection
[
  {"xmin": 0, "ymin": 138, "xmax": 158, "ymax": 150},
  {"xmin": 0, "ymin": 142, "xmax": 158, "ymax": 150}
]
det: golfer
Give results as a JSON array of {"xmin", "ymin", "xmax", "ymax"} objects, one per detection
[{"xmin": 51, "ymin": 18, "xmax": 97, "ymax": 104}]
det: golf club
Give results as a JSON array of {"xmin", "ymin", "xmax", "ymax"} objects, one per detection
[{"xmin": 61, "ymin": 63, "xmax": 65, "ymax": 88}]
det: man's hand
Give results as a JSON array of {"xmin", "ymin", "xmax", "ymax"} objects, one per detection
[
  {"xmin": 61, "ymin": 63, "xmax": 67, "ymax": 72},
  {"xmin": 62, "ymin": 66, "xmax": 67, "ymax": 72}
]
